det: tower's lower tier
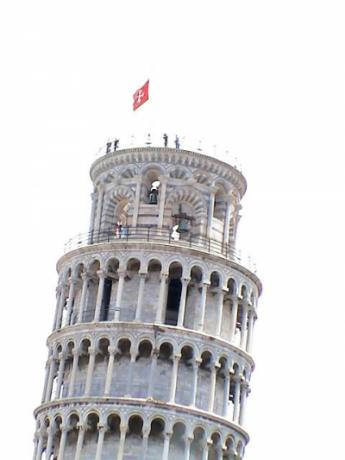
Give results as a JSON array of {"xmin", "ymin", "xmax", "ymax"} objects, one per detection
[{"xmin": 34, "ymin": 399, "xmax": 247, "ymax": 459}]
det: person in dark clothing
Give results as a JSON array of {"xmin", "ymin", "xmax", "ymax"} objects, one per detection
[{"xmin": 163, "ymin": 133, "xmax": 168, "ymax": 147}]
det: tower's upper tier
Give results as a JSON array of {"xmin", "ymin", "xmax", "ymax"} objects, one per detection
[
  {"xmin": 90, "ymin": 146, "xmax": 247, "ymax": 197},
  {"xmin": 88, "ymin": 146, "xmax": 247, "ymax": 251}
]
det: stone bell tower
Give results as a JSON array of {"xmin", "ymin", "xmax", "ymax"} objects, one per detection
[{"xmin": 33, "ymin": 141, "xmax": 262, "ymax": 459}]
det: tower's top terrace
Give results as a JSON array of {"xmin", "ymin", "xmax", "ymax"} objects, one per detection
[{"xmin": 90, "ymin": 146, "xmax": 247, "ymax": 199}]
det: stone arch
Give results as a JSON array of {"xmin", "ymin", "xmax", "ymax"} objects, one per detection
[
  {"xmin": 103, "ymin": 185, "xmax": 135, "ymax": 231},
  {"xmin": 165, "ymin": 261, "xmax": 183, "ymax": 326},
  {"xmin": 120, "ymin": 164, "xmax": 139, "ymax": 179},
  {"xmin": 168, "ymin": 165, "xmax": 191, "ymax": 180},
  {"xmin": 193, "ymin": 169, "xmax": 212, "ymax": 186},
  {"xmin": 124, "ymin": 414, "xmax": 144, "ymax": 458},
  {"xmin": 140, "ymin": 164, "xmax": 165, "ymax": 204},
  {"xmin": 166, "ymin": 186, "xmax": 207, "ymax": 221}
]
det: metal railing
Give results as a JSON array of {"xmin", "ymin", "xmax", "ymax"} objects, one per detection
[{"xmin": 63, "ymin": 227, "xmax": 257, "ymax": 273}]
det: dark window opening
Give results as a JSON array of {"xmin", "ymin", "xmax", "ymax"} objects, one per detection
[
  {"xmin": 100, "ymin": 278, "xmax": 112, "ymax": 321},
  {"xmin": 165, "ymin": 279, "xmax": 182, "ymax": 326}
]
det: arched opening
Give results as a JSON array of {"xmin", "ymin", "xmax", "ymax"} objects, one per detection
[
  {"xmin": 65, "ymin": 414, "xmax": 79, "ymax": 458},
  {"xmin": 124, "ymin": 415, "xmax": 143, "ymax": 458},
  {"xmin": 184, "ymin": 266, "xmax": 203, "ymax": 330},
  {"xmin": 153, "ymin": 342, "xmax": 173, "ymax": 401},
  {"xmin": 169, "ymin": 422, "xmax": 186, "ymax": 459},
  {"xmin": 62, "ymin": 341, "xmax": 74, "ymax": 398},
  {"xmin": 171, "ymin": 202, "xmax": 195, "ymax": 239},
  {"xmin": 132, "ymin": 340, "xmax": 152, "ymax": 398},
  {"xmin": 113, "ymin": 338, "xmax": 131, "ymax": 396},
  {"xmin": 141, "ymin": 259, "xmax": 162, "ymax": 322},
  {"xmin": 82, "ymin": 413, "xmax": 99, "ymax": 457},
  {"xmin": 165, "ymin": 262, "xmax": 183, "ymax": 326},
  {"xmin": 191, "ymin": 427, "xmax": 206, "ymax": 458},
  {"xmin": 176, "ymin": 345, "xmax": 194, "ymax": 405},
  {"xmin": 74, "ymin": 339, "xmax": 91, "ymax": 396},
  {"xmin": 120, "ymin": 258, "xmax": 141, "ymax": 321},
  {"xmin": 103, "ymin": 258, "xmax": 119, "ymax": 321},
  {"xmin": 213, "ymin": 185, "xmax": 227, "ymax": 220},
  {"xmin": 224, "ymin": 437, "xmax": 235, "ymax": 460},
  {"xmin": 83, "ymin": 260, "xmax": 100, "ymax": 323},
  {"xmin": 51, "ymin": 416, "xmax": 62, "ymax": 459},
  {"xmin": 208, "ymin": 432, "xmax": 222, "ymax": 460},
  {"xmin": 141, "ymin": 169, "xmax": 162, "ymax": 205},
  {"xmin": 93, "ymin": 338, "xmax": 110, "ymax": 396},
  {"xmin": 104, "ymin": 414, "xmax": 121, "ymax": 457},
  {"xmin": 148, "ymin": 418, "xmax": 165, "ymax": 457},
  {"xmin": 196, "ymin": 351, "xmax": 213, "ymax": 411}
]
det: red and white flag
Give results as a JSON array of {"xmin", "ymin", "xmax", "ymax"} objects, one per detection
[{"xmin": 133, "ymin": 80, "xmax": 149, "ymax": 111}]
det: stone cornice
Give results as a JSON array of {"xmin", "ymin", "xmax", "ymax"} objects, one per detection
[
  {"xmin": 34, "ymin": 397, "xmax": 250, "ymax": 442},
  {"xmin": 90, "ymin": 147, "xmax": 247, "ymax": 198},
  {"xmin": 47, "ymin": 321, "xmax": 255, "ymax": 368},
  {"xmin": 56, "ymin": 240, "xmax": 262, "ymax": 294}
]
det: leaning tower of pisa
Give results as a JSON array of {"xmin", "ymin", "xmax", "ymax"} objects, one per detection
[{"xmin": 33, "ymin": 141, "xmax": 262, "ymax": 460}]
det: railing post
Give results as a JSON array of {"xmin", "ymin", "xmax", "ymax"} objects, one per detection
[{"xmin": 147, "ymin": 226, "xmax": 150, "ymax": 242}]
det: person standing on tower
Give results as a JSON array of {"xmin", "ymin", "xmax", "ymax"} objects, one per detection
[
  {"xmin": 175, "ymin": 135, "xmax": 180, "ymax": 149},
  {"xmin": 114, "ymin": 138, "xmax": 119, "ymax": 151},
  {"xmin": 163, "ymin": 133, "xmax": 168, "ymax": 147}
]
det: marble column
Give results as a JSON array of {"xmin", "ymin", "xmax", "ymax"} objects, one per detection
[
  {"xmin": 191, "ymin": 358, "xmax": 201, "ymax": 406},
  {"xmin": 87, "ymin": 190, "xmax": 97, "ymax": 243},
  {"xmin": 45, "ymin": 426, "xmax": 54, "ymax": 460},
  {"xmin": 184, "ymin": 435, "xmax": 193, "ymax": 460},
  {"xmin": 232, "ymin": 377, "xmax": 241, "ymax": 423},
  {"xmin": 132, "ymin": 177, "xmax": 142, "ymax": 227},
  {"xmin": 117, "ymin": 425, "xmax": 127, "ymax": 460},
  {"xmin": 158, "ymin": 176, "xmax": 168, "ymax": 228},
  {"xmin": 223, "ymin": 370, "xmax": 231, "ymax": 418},
  {"xmin": 57, "ymin": 425, "xmax": 68, "ymax": 460},
  {"xmin": 208, "ymin": 361, "xmax": 219, "ymax": 412},
  {"xmin": 74, "ymin": 423, "xmax": 85, "ymax": 460},
  {"xmin": 215, "ymin": 288, "xmax": 225, "ymax": 336},
  {"xmin": 45, "ymin": 356, "xmax": 56, "ymax": 403},
  {"xmin": 156, "ymin": 273, "xmax": 168, "ymax": 323},
  {"xmin": 114, "ymin": 270, "xmax": 125, "ymax": 321},
  {"xmin": 240, "ymin": 302, "xmax": 249, "ymax": 349},
  {"xmin": 68, "ymin": 349, "xmax": 79, "ymax": 398},
  {"xmin": 162, "ymin": 431, "xmax": 172, "ymax": 460},
  {"xmin": 41, "ymin": 357, "xmax": 50, "ymax": 403},
  {"xmin": 229, "ymin": 296, "xmax": 239, "ymax": 343},
  {"xmin": 94, "ymin": 270, "xmax": 106, "ymax": 321},
  {"xmin": 142, "ymin": 424, "xmax": 151, "ymax": 460},
  {"xmin": 84, "ymin": 347, "xmax": 96, "ymax": 396},
  {"xmin": 65, "ymin": 278, "xmax": 77, "ymax": 326},
  {"xmin": 55, "ymin": 352, "xmax": 66, "ymax": 399},
  {"xmin": 239, "ymin": 381, "xmax": 249, "ymax": 425},
  {"xmin": 207, "ymin": 191, "xmax": 216, "ymax": 238},
  {"xmin": 104, "ymin": 346, "xmax": 116, "ymax": 396},
  {"xmin": 177, "ymin": 278, "xmax": 190, "ymax": 327},
  {"xmin": 198, "ymin": 282, "xmax": 209, "ymax": 332},
  {"xmin": 77, "ymin": 273, "xmax": 89, "ymax": 323},
  {"xmin": 169, "ymin": 353, "xmax": 181, "ymax": 403},
  {"xmin": 246, "ymin": 310, "xmax": 255, "ymax": 353},
  {"xmin": 147, "ymin": 349, "xmax": 158, "ymax": 398},
  {"xmin": 95, "ymin": 424, "xmax": 106, "ymax": 460},
  {"xmin": 223, "ymin": 199, "xmax": 232, "ymax": 246},
  {"xmin": 135, "ymin": 273, "xmax": 147, "ymax": 321},
  {"xmin": 55, "ymin": 284, "xmax": 66, "ymax": 330},
  {"xmin": 35, "ymin": 430, "xmax": 44, "ymax": 460},
  {"xmin": 125, "ymin": 350, "xmax": 136, "ymax": 397},
  {"xmin": 94, "ymin": 185, "xmax": 104, "ymax": 239},
  {"xmin": 52, "ymin": 286, "xmax": 62, "ymax": 332}
]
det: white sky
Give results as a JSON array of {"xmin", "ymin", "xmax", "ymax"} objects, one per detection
[{"xmin": 0, "ymin": 1, "xmax": 344, "ymax": 458}]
